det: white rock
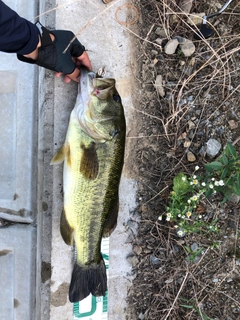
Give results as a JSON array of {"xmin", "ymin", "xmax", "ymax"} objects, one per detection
[
  {"xmin": 164, "ymin": 38, "xmax": 179, "ymax": 55},
  {"xmin": 206, "ymin": 139, "xmax": 221, "ymax": 158},
  {"xmin": 187, "ymin": 13, "xmax": 205, "ymax": 26}
]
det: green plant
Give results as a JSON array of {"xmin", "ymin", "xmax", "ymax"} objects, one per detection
[
  {"xmin": 159, "ymin": 143, "xmax": 240, "ymax": 236},
  {"xmin": 184, "ymin": 246, "xmax": 203, "ymax": 263},
  {"xmin": 204, "ymin": 142, "xmax": 240, "ymax": 202},
  {"xmin": 180, "ymin": 299, "xmax": 214, "ymax": 320}
]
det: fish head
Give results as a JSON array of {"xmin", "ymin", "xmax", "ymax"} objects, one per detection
[{"xmin": 75, "ymin": 68, "xmax": 124, "ymax": 141}]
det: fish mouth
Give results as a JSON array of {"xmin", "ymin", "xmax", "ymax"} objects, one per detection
[{"xmin": 75, "ymin": 68, "xmax": 116, "ymax": 140}]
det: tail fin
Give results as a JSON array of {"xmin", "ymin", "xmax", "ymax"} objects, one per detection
[{"xmin": 69, "ymin": 259, "xmax": 107, "ymax": 302}]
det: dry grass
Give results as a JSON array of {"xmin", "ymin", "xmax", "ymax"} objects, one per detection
[{"xmin": 127, "ymin": 0, "xmax": 240, "ymax": 319}]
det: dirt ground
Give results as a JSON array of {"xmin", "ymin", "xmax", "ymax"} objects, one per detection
[{"xmin": 125, "ymin": 1, "xmax": 240, "ymax": 319}]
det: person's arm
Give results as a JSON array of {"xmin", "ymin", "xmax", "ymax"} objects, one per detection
[{"xmin": 0, "ymin": 0, "xmax": 39, "ymax": 54}]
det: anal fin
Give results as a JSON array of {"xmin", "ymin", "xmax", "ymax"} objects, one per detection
[
  {"xmin": 103, "ymin": 198, "xmax": 119, "ymax": 237},
  {"xmin": 60, "ymin": 208, "xmax": 73, "ymax": 245}
]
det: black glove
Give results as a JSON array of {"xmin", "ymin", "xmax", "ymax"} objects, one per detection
[{"xmin": 17, "ymin": 21, "xmax": 85, "ymax": 74}]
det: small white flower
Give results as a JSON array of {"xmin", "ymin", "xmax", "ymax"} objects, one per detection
[
  {"xmin": 187, "ymin": 199, "xmax": 191, "ymax": 203},
  {"xmin": 177, "ymin": 229, "xmax": 185, "ymax": 237},
  {"xmin": 199, "ymin": 215, "xmax": 202, "ymax": 219},
  {"xmin": 193, "ymin": 175, "xmax": 197, "ymax": 179},
  {"xmin": 212, "ymin": 178, "xmax": 215, "ymax": 181},
  {"xmin": 195, "ymin": 166, "xmax": 199, "ymax": 171},
  {"xmin": 167, "ymin": 213, "xmax": 172, "ymax": 218},
  {"xmin": 214, "ymin": 181, "xmax": 219, "ymax": 186},
  {"xmin": 182, "ymin": 176, "xmax": 186, "ymax": 181},
  {"xmin": 219, "ymin": 180, "xmax": 224, "ymax": 186},
  {"xmin": 190, "ymin": 182, "xmax": 193, "ymax": 185},
  {"xmin": 209, "ymin": 184, "xmax": 214, "ymax": 189},
  {"xmin": 158, "ymin": 216, "xmax": 162, "ymax": 221},
  {"xmin": 192, "ymin": 195, "xmax": 198, "ymax": 201},
  {"xmin": 186, "ymin": 211, "xmax": 191, "ymax": 217},
  {"xmin": 178, "ymin": 214, "xmax": 182, "ymax": 218},
  {"xmin": 202, "ymin": 182, "xmax": 206, "ymax": 187},
  {"xmin": 166, "ymin": 217, "xmax": 170, "ymax": 221},
  {"xmin": 193, "ymin": 179, "xmax": 198, "ymax": 185}
]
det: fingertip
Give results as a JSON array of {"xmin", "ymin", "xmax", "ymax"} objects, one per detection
[
  {"xmin": 55, "ymin": 72, "xmax": 62, "ymax": 78},
  {"xmin": 64, "ymin": 75, "xmax": 72, "ymax": 84}
]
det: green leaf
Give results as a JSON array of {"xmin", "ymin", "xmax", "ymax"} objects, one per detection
[
  {"xmin": 172, "ymin": 173, "xmax": 189, "ymax": 195},
  {"xmin": 221, "ymin": 154, "xmax": 228, "ymax": 165},
  {"xmin": 205, "ymin": 188, "xmax": 213, "ymax": 198},
  {"xmin": 221, "ymin": 167, "xmax": 229, "ymax": 179},
  {"xmin": 179, "ymin": 304, "xmax": 194, "ymax": 309},
  {"xmin": 204, "ymin": 161, "xmax": 223, "ymax": 171},
  {"xmin": 225, "ymin": 143, "xmax": 236, "ymax": 158}
]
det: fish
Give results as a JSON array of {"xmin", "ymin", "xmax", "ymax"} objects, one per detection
[{"xmin": 51, "ymin": 68, "xmax": 126, "ymax": 302}]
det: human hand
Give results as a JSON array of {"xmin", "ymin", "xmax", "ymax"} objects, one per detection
[{"xmin": 55, "ymin": 51, "xmax": 92, "ymax": 84}]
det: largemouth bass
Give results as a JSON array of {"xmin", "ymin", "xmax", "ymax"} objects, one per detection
[{"xmin": 51, "ymin": 68, "xmax": 126, "ymax": 302}]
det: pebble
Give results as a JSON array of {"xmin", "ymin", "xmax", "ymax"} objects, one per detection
[
  {"xmin": 173, "ymin": 36, "xmax": 196, "ymax": 57},
  {"xmin": 179, "ymin": 0, "xmax": 193, "ymax": 13},
  {"xmin": 155, "ymin": 27, "xmax": 168, "ymax": 37},
  {"xmin": 187, "ymin": 151, "xmax": 196, "ymax": 162},
  {"xmin": 164, "ymin": 38, "xmax": 179, "ymax": 55},
  {"xmin": 191, "ymin": 242, "xmax": 199, "ymax": 252},
  {"xmin": 206, "ymin": 139, "xmax": 221, "ymax": 158},
  {"xmin": 184, "ymin": 140, "xmax": 191, "ymax": 148},
  {"xmin": 155, "ymin": 38, "xmax": 163, "ymax": 45},
  {"xmin": 187, "ymin": 12, "xmax": 205, "ymax": 25},
  {"xmin": 150, "ymin": 255, "xmax": 160, "ymax": 265}
]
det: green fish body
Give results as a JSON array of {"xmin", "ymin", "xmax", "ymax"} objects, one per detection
[{"xmin": 51, "ymin": 69, "xmax": 126, "ymax": 302}]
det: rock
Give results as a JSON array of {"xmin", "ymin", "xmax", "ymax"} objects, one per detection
[
  {"xmin": 174, "ymin": 36, "xmax": 195, "ymax": 57},
  {"xmin": 229, "ymin": 194, "xmax": 240, "ymax": 204},
  {"xmin": 127, "ymin": 254, "xmax": 139, "ymax": 267},
  {"xmin": 188, "ymin": 119, "xmax": 195, "ymax": 129},
  {"xmin": 138, "ymin": 312, "xmax": 145, "ymax": 320},
  {"xmin": 154, "ymin": 75, "xmax": 165, "ymax": 97},
  {"xmin": 179, "ymin": 0, "xmax": 193, "ymax": 14},
  {"xmin": 187, "ymin": 151, "xmax": 196, "ymax": 162},
  {"xmin": 184, "ymin": 140, "xmax": 191, "ymax": 148},
  {"xmin": 155, "ymin": 38, "xmax": 163, "ymax": 45},
  {"xmin": 155, "ymin": 27, "xmax": 167, "ymax": 37},
  {"xmin": 150, "ymin": 255, "xmax": 160, "ymax": 265},
  {"xmin": 187, "ymin": 12, "xmax": 205, "ymax": 26},
  {"xmin": 180, "ymin": 40, "xmax": 195, "ymax": 57},
  {"xmin": 164, "ymin": 38, "xmax": 179, "ymax": 55},
  {"xmin": 206, "ymin": 139, "xmax": 221, "ymax": 158},
  {"xmin": 191, "ymin": 242, "xmax": 198, "ymax": 252}
]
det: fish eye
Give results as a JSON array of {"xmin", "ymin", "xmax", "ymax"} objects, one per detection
[{"xmin": 113, "ymin": 94, "xmax": 121, "ymax": 102}]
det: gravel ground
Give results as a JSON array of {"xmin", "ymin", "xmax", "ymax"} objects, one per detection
[{"xmin": 126, "ymin": 1, "xmax": 240, "ymax": 319}]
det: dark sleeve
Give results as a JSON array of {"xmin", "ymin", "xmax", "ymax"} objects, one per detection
[{"xmin": 0, "ymin": 0, "xmax": 39, "ymax": 54}]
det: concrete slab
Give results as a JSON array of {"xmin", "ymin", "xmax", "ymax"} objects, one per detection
[
  {"xmin": 37, "ymin": 0, "xmax": 139, "ymax": 319},
  {"xmin": 0, "ymin": 0, "xmax": 38, "ymax": 223},
  {"xmin": 0, "ymin": 224, "xmax": 36, "ymax": 320}
]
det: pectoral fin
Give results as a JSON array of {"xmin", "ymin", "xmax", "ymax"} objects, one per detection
[
  {"xmin": 60, "ymin": 208, "xmax": 73, "ymax": 245},
  {"xmin": 50, "ymin": 145, "xmax": 66, "ymax": 165},
  {"xmin": 103, "ymin": 198, "xmax": 119, "ymax": 237},
  {"xmin": 80, "ymin": 142, "xmax": 99, "ymax": 179}
]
